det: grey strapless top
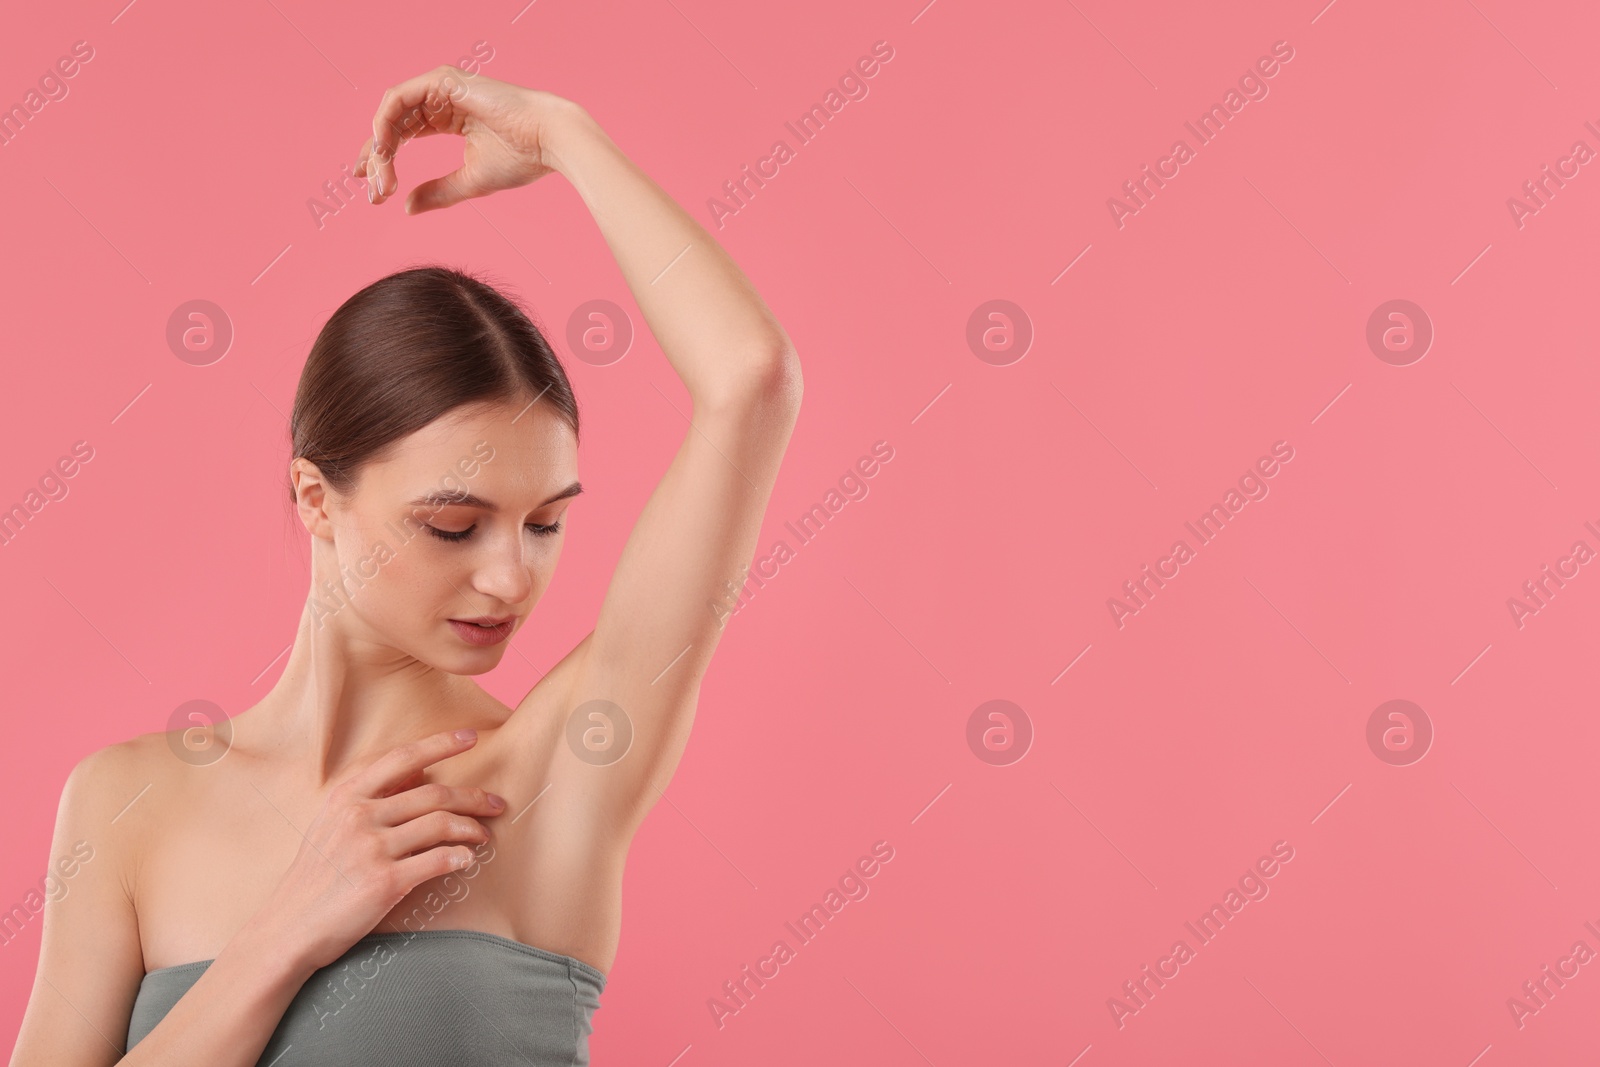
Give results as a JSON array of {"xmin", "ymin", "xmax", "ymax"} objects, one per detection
[{"xmin": 125, "ymin": 930, "xmax": 605, "ymax": 1065}]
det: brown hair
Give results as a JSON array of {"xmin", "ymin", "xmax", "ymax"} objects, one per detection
[{"xmin": 287, "ymin": 264, "xmax": 579, "ymax": 503}]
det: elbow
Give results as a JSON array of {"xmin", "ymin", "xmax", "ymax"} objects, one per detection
[
  {"xmin": 763, "ymin": 346, "xmax": 803, "ymax": 413},
  {"xmin": 708, "ymin": 346, "xmax": 802, "ymax": 417}
]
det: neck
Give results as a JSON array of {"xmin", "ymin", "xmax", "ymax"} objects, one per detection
[{"xmin": 250, "ymin": 596, "xmax": 477, "ymax": 788}]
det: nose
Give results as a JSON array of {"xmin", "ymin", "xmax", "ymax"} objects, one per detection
[{"xmin": 469, "ymin": 534, "xmax": 534, "ymax": 610}]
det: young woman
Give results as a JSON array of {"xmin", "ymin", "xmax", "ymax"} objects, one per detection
[{"xmin": 9, "ymin": 67, "xmax": 801, "ymax": 1066}]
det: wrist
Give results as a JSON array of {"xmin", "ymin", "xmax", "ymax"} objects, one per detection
[
  {"xmin": 539, "ymin": 97, "xmax": 605, "ymax": 177},
  {"xmin": 230, "ymin": 909, "xmax": 321, "ymax": 989}
]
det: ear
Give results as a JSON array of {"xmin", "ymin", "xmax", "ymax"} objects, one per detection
[{"xmin": 290, "ymin": 458, "xmax": 337, "ymax": 541}]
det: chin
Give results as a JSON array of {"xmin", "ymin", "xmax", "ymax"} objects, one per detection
[
  {"xmin": 387, "ymin": 633, "xmax": 504, "ymax": 675},
  {"xmin": 437, "ymin": 632, "xmax": 512, "ymax": 667},
  {"xmin": 443, "ymin": 650, "xmax": 505, "ymax": 675}
]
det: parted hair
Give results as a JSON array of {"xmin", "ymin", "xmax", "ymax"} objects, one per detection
[{"xmin": 287, "ymin": 264, "xmax": 579, "ymax": 503}]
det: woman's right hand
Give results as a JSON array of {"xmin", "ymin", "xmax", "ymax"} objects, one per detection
[
  {"xmin": 248, "ymin": 728, "xmax": 506, "ymax": 973},
  {"xmin": 354, "ymin": 66, "xmax": 588, "ymax": 214}
]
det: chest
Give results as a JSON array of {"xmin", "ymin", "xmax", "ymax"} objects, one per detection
[
  {"xmin": 134, "ymin": 685, "xmax": 629, "ymax": 974},
  {"xmin": 133, "ymin": 794, "xmax": 533, "ymax": 971}
]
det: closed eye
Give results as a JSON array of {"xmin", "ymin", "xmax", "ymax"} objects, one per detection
[{"xmin": 426, "ymin": 521, "xmax": 564, "ymax": 543}]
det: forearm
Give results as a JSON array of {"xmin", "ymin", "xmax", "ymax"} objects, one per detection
[
  {"xmin": 117, "ymin": 919, "xmax": 315, "ymax": 1066},
  {"xmin": 546, "ymin": 104, "xmax": 797, "ymax": 401}
]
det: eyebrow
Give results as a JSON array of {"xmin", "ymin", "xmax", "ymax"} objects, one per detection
[{"xmin": 408, "ymin": 481, "xmax": 584, "ymax": 512}]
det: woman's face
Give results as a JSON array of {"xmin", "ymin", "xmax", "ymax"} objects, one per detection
[{"xmin": 298, "ymin": 396, "xmax": 580, "ymax": 674}]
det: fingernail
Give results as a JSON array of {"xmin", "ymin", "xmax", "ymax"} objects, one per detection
[
  {"xmin": 455, "ymin": 728, "xmax": 477, "ymax": 742},
  {"xmin": 488, "ymin": 793, "xmax": 506, "ymax": 810},
  {"xmin": 368, "ymin": 181, "xmax": 375, "ymax": 204}
]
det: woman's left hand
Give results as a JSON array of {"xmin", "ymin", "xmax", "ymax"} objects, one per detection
[{"xmin": 354, "ymin": 67, "xmax": 585, "ymax": 215}]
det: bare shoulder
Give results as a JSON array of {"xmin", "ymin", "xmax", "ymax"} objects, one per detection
[
  {"xmin": 52, "ymin": 728, "xmax": 237, "ymax": 948},
  {"xmin": 8, "ymin": 736, "xmax": 167, "ymax": 1063},
  {"xmin": 42, "ymin": 736, "xmax": 163, "ymax": 931},
  {"xmin": 59, "ymin": 731, "xmax": 171, "ymax": 829},
  {"xmin": 56, "ymin": 727, "xmax": 217, "ymax": 869}
]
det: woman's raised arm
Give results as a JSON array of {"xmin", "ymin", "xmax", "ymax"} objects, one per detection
[
  {"xmin": 511, "ymin": 94, "xmax": 802, "ymax": 829},
  {"xmin": 358, "ymin": 69, "xmax": 803, "ymax": 830}
]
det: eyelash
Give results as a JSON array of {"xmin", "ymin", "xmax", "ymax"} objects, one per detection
[{"xmin": 427, "ymin": 521, "xmax": 564, "ymax": 543}]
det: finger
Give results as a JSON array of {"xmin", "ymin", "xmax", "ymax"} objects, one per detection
[
  {"xmin": 405, "ymin": 168, "xmax": 474, "ymax": 215},
  {"xmin": 387, "ymin": 810, "xmax": 489, "ymax": 857},
  {"xmin": 369, "ymin": 65, "xmax": 475, "ymax": 202},
  {"xmin": 380, "ymin": 768, "xmax": 426, "ymax": 799},
  {"xmin": 345, "ymin": 729, "xmax": 479, "ymax": 798},
  {"xmin": 376, "ymin": 780, "xmax": 506, "ymax": 824},
  {"xmin": 356, "ymin": 126, "xmax": 449, "ymax": 181},
  {"xmin": 393, "ymin": 844, "xmax": 479, "ymax": 889},
  {"xmin": 353, "ymin": 137, "xmax": 380, "ymax": 201},
  {"xmin": 354, "ymin": 138, "xmax": 377, "ymax": 182}
]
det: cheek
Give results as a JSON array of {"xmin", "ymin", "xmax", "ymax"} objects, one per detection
[
  {"xmin": 374, "ymin": 540, "xmax": 451, "ymax": 598},
  {"xmin": 337, "ymin": 532, "xmax": 448, "ymax": 614}
]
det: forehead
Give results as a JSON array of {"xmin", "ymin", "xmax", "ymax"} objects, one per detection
[{"xmin": 360, "ymin": 398, "xmax": 576, "ymax": 497}]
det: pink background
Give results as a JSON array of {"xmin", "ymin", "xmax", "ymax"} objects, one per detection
[{"xmin": 3, "ymin": 1, "xmax": 1599, "ymax": 1063}]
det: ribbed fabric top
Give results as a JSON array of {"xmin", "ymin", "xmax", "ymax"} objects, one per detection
[{"xmin": 125, "ymin": 929, "xmax": 606, "ymax": 1066}]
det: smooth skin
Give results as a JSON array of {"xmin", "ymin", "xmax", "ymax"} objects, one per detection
[{"xmin": 9, "ymin": 67, "xmax": 801, "ymax": 1067}]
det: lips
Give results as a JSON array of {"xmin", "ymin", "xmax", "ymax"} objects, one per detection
[{"xmin": 447, "ymin": 616, "xmax": 516, "ymax": 647}]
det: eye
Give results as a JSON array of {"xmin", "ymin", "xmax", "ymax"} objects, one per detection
[{"xmin": 425, "ymin": 520, "xmax": 563, "ymax": 543}]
